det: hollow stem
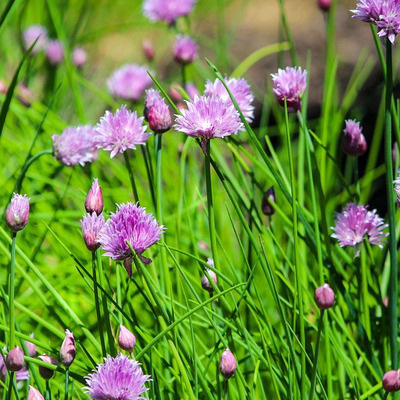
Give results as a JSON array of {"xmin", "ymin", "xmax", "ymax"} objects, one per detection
[
  {"xmin": 64, "ymin": 368, "xmax": 69, "ymax": 400},
  {"xmin": 309, "ymin": 310, "xmax": 324, "ymax": 400},
  {"xmin": 123, "ymin": 151, "xmax": 139, "ymax": 203},
  {"xmin": 9, "ymin": 232, "xmax": 17, "ymax": 349}
]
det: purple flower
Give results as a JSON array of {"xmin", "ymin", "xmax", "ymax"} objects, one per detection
[
  {"xmin": 174, "ymin": 95, "xmax": 244, "ymax": 153},
  {"xmin": 118, "ymin": 325, "xmax": 136, "ymax": 352},
  {"xmin": 99, "ymin": 202, "xmax": 164, "ymax": 276},
  {"xmin": 0, "ymin": 349, "xmax": 29, "ymax": 381},
  {"xmin": 144, "ymin": 89, "xmax": 172, "ymax": 133},
  {"xmin": 81, "ymin": 213, "xmax": 106, "ymax": 252},
  {"xmin": 185, "ymin": 83, "xmax": 199, "ymax": 99},
  {"xmin": 383, "ymin": 369, "xmax": 400, "ymax": 392},
  {"xmin": 107, "ymin": 64, "xmax": 153, "ymax": 101},
  {"xmin": 28, "ymin": 386, "xmax": 45, "ymax": 400},
  {"xmin": 85, "ymin": 179, "xmax": 104, "ymax": 215},
  {"xmin": 173, "ymin": 35, "xmax": 198, "ymax": 65},
  {"xmin": 52, "ymin": 125, "xmax": 98, "ymax": 166},
  {"xmin": 6, "ymin": 193, "xmax": 30, "ymax": 232},
  {"xmin": 314, "ymin": 283, "xmax": 335, "ymax": 310},
  {"xmin": 72, "ymin": 47, "xmax": 87, "ymax": 68},
  {"xmin": 60, "ymin": 329, "xmax": 76, "ymax": 368},
  {"xmin": 220, "ymin": 349, "xmax": 237, "ymax": 380},
  {"xmin": 343, "ymin": 120, "xmax": 367, "ymax": 156},
  {"xmin": 23, "ymin": 25, "xmax": 48, "ymax": 54},
  {"xmin": 143, "ymin": 0, "xmax": 196, "ymax": 23},
  {"xmin": 84, "ymin": 354, "xmax": 151, "ymax": 400},
  {"xmin": 45, "ymin": 40, "xmax": 64, "ymax": 65},
  {"xmin": 331, "ymin": 203, "xmax": 388, "ymax": 256},
  {"xmin": 204, "ymin": 76, "xmax": 254, "ymax": 123},
  {"xmin": 95, "ymin": 105, "xmax": 149, "ymax": 158},
  {"xmin": 271, "ymin": 67, "xmax": 307, "ymax": 112},
  {"xmin": 351, "ymin": 0, "xmax": 400, "ymax": 43},
  {"xmin": 142, "ymin": 40, "xmax": 155, "ymax": 61}
]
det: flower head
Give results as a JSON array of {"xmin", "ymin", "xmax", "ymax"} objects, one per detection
[
  {"xmin": 6, "ymin": 347, "xmax": 25, "ymax": 372},
  {"xmin": 6, "ymin": 193, "xmax": 30, "ymax": 232},
  {"xmin": 0, "ymin": 349, "xmax": 29, "ymax": 381},
  {"xmin": 118, "ymin": 325, "xmax": 136, "ymax": 352},
  {"xmin": 72, "ymin": 47, "xmax": 87, "ymax": 68},
  {"xmin": 38, "ymin": 355, "xmax": 59, "ymax": 380},
  {"xmin": 60, "ymin": 330, "xmax": 76, "ymax": 368},
  {"xmin": 28, "ymin": 386, "xmax": 45, "ymax": 400},
  {"xmin": 174, "ymin": 95, "xmax": 244, "ymax": 153},
  {"xmin": 23, "ymin": 25, "xmax": 48, "ymax": 54},
  {"xmin": 143, "ymin": 0, "xmax": 196, "ymax": 23},
  {"xmin": 84, "ymin": 354, "xmax": 150, "ymax": 400},
  {"xmin": 45, "ymin": 40, "xmax": 64, "ymax": 65},
  {"xmin": 85, "ymin": 179, "xmax": 104, "ymax": 215},
  {"xmin": 95, "ymin": 105, "xmax": 149, "ymax": 158},
  {"xmin": 52, "ymin": 125, "xmax": 97, "ymax": 166},
  {"xmin": 107, "ymin": 64, "xmax": 153, "ymax": 101},
  {"xmin": 343, "ymin": 120, "xmax": 367, "ymax": 157},
  {"xmin": 204, "ymin": 76, "xmax": 254, "ymax": 122},
  {"xmin": 383, "ymin": 369, "xmax": 400, "ymax": 392},
  {"xmin": 173, "ymin": 35, "xmax": 198, "ymax": 65},
  {"xmin": 314, "ymin": 283, "xmax": 335, "ymax": 310},
  {"xmin": 144, "ymin": 89, "xmax": 172, "ymax": 133},
  {"xmin": 331, "ymin": 203, "xmax": 388, "ymax": 256},
  {"xmin": 81, "ymin": 213, "xmax": 106, "ymax": 252},
  {"xmin": 220, "ymin": 349, "xmax": 237, "ymax": 380},
  {"xmin": 271, "ymin": 67, "xmax": 307, "ymax": 112}
]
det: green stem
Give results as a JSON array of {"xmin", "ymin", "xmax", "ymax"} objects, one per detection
[
  {"xmin": 309, "ymin": 310, "xmax": 324, "ymax": 400},
  {"xmin": 123, "ymin": 151, "xmax": 139, "ymax": 203},
  {"xmin": 9, "ymin": 232, "xmax": 17, "ymax": 349},
  {"xmin": 360, "ymin": 245, "xmax": 371, "ymax": 338},
  {"xmin": 181, "ymin": 65, "xmax": 187, "ymax": 89},
  {"xmin": 45, "ymin": 380, "xmax": 51, "ymax": 400},
  {"xmin": 385, "ymin": 39, "xmax": 398, "ymax": 369},
  {"xmin": 64, "ymin": 368, "xmax": 69, "ymax": 400},
  {"xmin": 92, "ymin": 251, "xmax": 106, "ymax": 357},
  {"xmin": 5, "ymin": 372, "xmax": 13, "ymax": 400}
]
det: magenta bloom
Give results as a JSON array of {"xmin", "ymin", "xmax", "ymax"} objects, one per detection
[
  {"xmin": 204, "ymin": 76, "xmax": 254, "ymax": 123},
  {"xmin": 72, "ymin": 47, "xmax": 87, "ymax": 68},
  {"xmin": 95, "ymin": 106, "xmax": 149, "ymax": 158},
  {"xmin": 343, "ymin": 120, "xmax": 367, "ymax": 157},
  {"xmin": 6, "ymin": 193, "xmax": 30, "ymax": 232},
  {"xmin": 383, "ymin": 369, "xmax": 400, "ymax": 392},
  {"xmin": 23, "ymin": 25, "xmax": 48, "ymax": 54},
  {"xmin": 107, "ymin": 64, "xmax": 153, "ymax": 101},
  {"xmin": 173, "ymin": 35, "xmax": 198, "ymax": 65},
  {"xmin": 271, "ymin": 67, "xmax": 307, "ymax": 112},
  {"xmin": 351, "ymin": 0, "xmax": 400, "ymax": 43},
  {"xmin": 84, "ymin": 354, "xmax": 151, "ymax": 400},
  {"xmin": 143, "ymin": 0, "xmax": 196, "ymax": 23},
  {"xmin": 81, "ymin": 213, "xmax": 106, "ymax": 252},
  {"xmin": 331, "ymin": 203, "xmax": 388, "ymax": 256},
  {"xmin": 144, "ymin": 89, "xmax": 172, "ymax": 134},
  {"xmin": 174, "ymin": 95, "xmax": 244, "ymax": 153},
  {"xmin": 52, "ymin": 125, "xmax": 97, "ymax": 166},
  {"xmin": 45, "ymin": 40, "xmax": 64, "ymax": 65}
]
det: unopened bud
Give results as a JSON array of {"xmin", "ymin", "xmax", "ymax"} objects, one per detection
[
  {"xmin": 6, "ymin": 347, "xmax": 25, "ymax": 371},
  {"xmin": 26, "ymin": 334, "xmax": 37, "ymax": 357},
  {"xmin": 318, "ymin": 0, "xmax": 331, "ymax": 11},
  {"xmin": 201, "ymin": 267, "xmax": 218, "ymax": 294},
  {"xmin": 219, "ymin": 349, "xmax": 236, "ymax": 379},
  {"xmin": 85, "ymin": 178, "xmax": 103, "ymax": 215},
  {"xmin": 343, "ymin": 120, "xmax": 367, "ymax": 157},
  {"xmin": 314, "ymin": 283, "xmax": 335, "ymax": 310},
  {"xmin": 38, "ymin": 355, "xmax": 59, "ymax": 380},
  {"xmin": 6, "ymin": 193, "xmax": 30, "ymax": 232},
  {"xmin": 148, "ymin": 105, "xmax": 172, "ymax": 134},
  {"xmin": 383, "ymin": 369, "xmax": 400, "ymax": 392},
  {"xmin": 261, "ymin": 186, "xmax": 276, "ymax": 216},
  {"xmin": 28, "ymin": 386, "xmax": 45, "ymax": 400},
  {"xmin": 72, "ymin": 47, "xmax": 87, "ymax": 68},
  {"xmin": 60, "ymin": 330, "xmax": 76, "ymax": 368},
  {"xmin": 118, "ymin": 325, "xmax": 136, "ymax": 352},
  {"xmin": 142, "ymin": 40, "xmax": 155, "ymax": 61}
]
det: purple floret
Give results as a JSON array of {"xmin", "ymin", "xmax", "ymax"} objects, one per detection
[
  {"xmin": 143, "ymin": 0, "xmax": 196, "ymax": 23},
  {"xmin": 173, "ymin": 35, "xmax": 198, "ymax": 65}
]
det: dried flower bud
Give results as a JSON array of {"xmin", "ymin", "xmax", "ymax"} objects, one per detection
[
  {"xmin": 26, "ymin": 334, "xmax": 36, "ymax": 357},
  {"xmin": 60, "ymin": 330, "xmax": 76, "ymax": 368},
  {"xmin": 28, "ymin": 386, "xmax": 45, "ymax": 400},
  {"xmin": 343, "ymin": 120, "xmax": 367, "ymax": 157},
  {"xmin": 6, "ymin": 193, "xmax": 30, "ymax": 232},
  {"xmin": 318, "ymin": 0, "xmax": 331, "ymax": 11},
  {"xmin": 201, "ymin": 267, "xmax": 218, "ymax": 294},
  {"xmin": 314, "ymin": 283, "xmax": 335, "ymax": 310},
  {"xmin": 383, "ymin": 370, "xmax": 400, "ymax": 392},
  {"xmin": 38, "ymin": 355, "xmax": 59, "ymax": 380},
  {"xmin": 85, "ymin": 178, "xmax": 103, "ymax": 215},
  {"xmin": 6, "ymin": 347, "xmax": 25, "ymax": 371},
  {"xmin": 142, "ymin": 40, "xmax": 155, "ymax": 61},
  {"xmin": 118, "ymin": 325, "xmax": 136, "ymax": 352},
  {"xmin": 219, "ymin": 348, "xmax": 236, "ymax": 380},
  {"xmin": 261, "ymin": 186, "xmax": 276, "ymax": 216}
]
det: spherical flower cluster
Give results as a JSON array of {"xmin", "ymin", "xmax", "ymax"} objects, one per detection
[
  {"xmin": 107, "ymin": 64, "xmax": 153, "ymax": 101},
  {"xmin": 72, "ymin": 47, "xmax": 87, "ymax": 68},
  {"xmin": 52, "ymin": 125, "xmax": 98, "ymax": 166},
  {"xmin": 343, "ymin": 120, "xmax": 367, "ymax": 157},
  {"xmin": 23, "ymin": 25, "xmax": 48, "ymax": 54},
  {"xmin": 204, "ymin": 76, "xmax": 254, "ymax": 123},
  {"xmin": 173, "ymin": 35, "xmax": 198, "ymax": 65},
  {"xmin": 331, "ymin": 203, "xmax": 388, "ymax": 256},
  {"xmin": 81, "ymin": 213, "xmax": 106, "ymax": 252},
  {"xmin": 6, "ymin": 193, "xmax": 30, "ymax": 232},
  {"xmin": 45, "ymin": 40, "xmax": 64, "ymax": 65},
  {"xmin": 174, "ymin": 95, "xmax": 244, "ymax": 153},
  {"xmin": 144, "ymin": 89, "xmax": 172, "ymax": 133},
  {"xmin": 95, "ymin": 105, "xmax": 149, "ymax": 158},
  {"xmin": 271, "ymin": 67, "xmax": 307, "ymax": 112},
  {"xmin": 84, "ymin": 354, "xmax": 150, "ymax": 400},
  {"xmin": 143, "ymin": 0, "xmax": 196, "ymax": 24},
  {"xmin": 351, "ymin": 0, "xmax": 400, "ymax": 43}
]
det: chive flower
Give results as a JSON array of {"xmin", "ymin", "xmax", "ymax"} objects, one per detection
[
  {"xmin": 343, "ymin": 120, "xmax": 367, "ymax": 157},
  {"xmin": 144, "ymin": 89, "xmax": 172, "ymax": 134},
  {"xmin": 72, "ymin": 47, "xmax": 87, "ymax": 68},
  {"xmin": 0, "ymin": 349, "xmax": 29, "ymax": 381},
  {"xmin": 6, "ymin": 193, "xmax": 30, "ymax": 232},
  {"xmin": 60, "ymin": 329, "xmax": 76, "ymax": 368},
  {"xmin": 383, "ymin": 369, "xmax": 400, "ymax": 392},
  {"xmin": 173, "ymin": 35, "xmax": 198, "ymax": 65},
  {"xmin": 220, "ymin": 349, "xmax": 237, "ymax": 380},
  {"xmin": 28, "ymin": 386, "xmax": 45, "ymax": 400},
  {"xmin": 23, "ymin": 25, "xmax": 48, "ymax": 54},
  {"xmin": 45, "ymin": 40, "xmax": 64, "ymax": 65},
  {"xmin": 143, "ymin": 0, "xmax": 196, "ymax": 24},
  {"xmin": 81, "ymin": 213, "xmax": 106, "ymax": 252},
  {"xmin": 85, "ymin": 178, "xmax": 104, "ymax": 216}
]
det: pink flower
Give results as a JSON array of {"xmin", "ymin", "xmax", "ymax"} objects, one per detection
[
  {"xmin": 143, "ymin": 0, "xmax": 196, "ymax": 23},
  {"xmin": 173, "ymin": 35, "xmax": 198, "ymax": 65}
]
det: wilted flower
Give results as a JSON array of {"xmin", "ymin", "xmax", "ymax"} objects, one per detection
[
  {"xmin": 383, "ymin": 369, "xmax": 400, "ymax": 392},
  {"xmin": 143, "ymin": 0, "xmax": 196, "ymax": 23},
  {"xmin": 314, "ymin": 284, "xmax": 335, "ymax": 310},
  {"xmin": 261, "ymin": 186, "xmax": 276, "ymax": 216},
  {"xmin": 118, "ymin": 325, "xmax": 136, "ymax": 352},
  {"xmin": 201, "ymin": 258, "xmax": 218, "ymax": 294},
  {"xmin": 174, "ymin": 95, "xmax": 244, "ymax": 153},
  {"xmin": 95, "ymin": 105, "xmax": 149, "ymax": 158},
  {"xmin": 173, "ymin": 35, "xmax": 198, "ymax": 65},
  {"xmin": 72, "ymin": 47, "xmax": 87, "ymax": 68},
  {"xmin": 28, "ymin": 386, "xmax": 45, "ymax": 400},
  {"xmin": 23, "ymin": 25, "xmax": 48, "ymax": 54},
  {"xmin": 45, "ymin": 40, "xmax": 63, "ymax": 65},
  {"xmin": 351, "ymin": 0, "xmax": 400, "ymax": 43},
  {"xmin": 99, "ymin": 202, "xmax": 164, "ymax": 277},
  {"xmin": 144, "ymin": 89, "xmax": 172, "ymax": 133},
  {"xmin": 38, "ymin": 355, "xmax": 59, "ymax": 380},
  {"xmin": 5, "ymin": 347, "xmax": 25, "ymax": 372},
  {"xmin": 60, "ymin": 330, "xmax": 76, "ymax": 368},
  {"xmin": 81, "ymin": 213, "xmax": 106, "ymax": 252},
  {"xmin": 142, "ymin": 40, "xmax": 155, "ymax": 61},
  {"xmin": 220, "ymin": 349, "xmax": 236, "ymax": 380},
  {"xmin": 0, "ymin": 350, "xmax": 29, "ymax": 381},
  {"xmin": 52, "ymin": 125, "xmax": 97, "ymax": 166},
  {"xmin": 107, "ymin": 64, "xmax": 153, "ymax": 101},
  {"xmin": 204, "ymin": 76, "xmax": 254, "ymax": 123},
  {"xmin": 331, "ymin": 203, "xmax": 388, "ymax": 256},
  {"xmin": 343, "ymin": 120, "xmax": 367, "ymax": 157},
  {"xmin": 84, "ymin": 354, "xmax": 150, "ymax": 400},
  {"xmin": 85, "ymin": 179, "xmax": 104, "ymax": 215},
  {"xmin": 6, "ymin": 193, "xmax": 30, "ymax": 232},
  {"xmin": 393, "ymin": 170, "xmax": 400, "ymax": 206},
  {"xmin": 271, "ymin": 67, "xmax": 307, "ymax": 112}
]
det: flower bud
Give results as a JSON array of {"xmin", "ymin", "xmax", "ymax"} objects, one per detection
[
  {"xmin": 318, "ymin": 0, "xmax": 331, "ymax": 11},
  {"xmin": 6, "ymin": 346, "xmax": 25, "ymax": 371},
  {"xmin": 173, "ymin": 35, "xmax": 198, "ymax": 65},
  {"xmin": 81, "ymin": 212, "xmax": 105, "ymax": 252},
  {"xmin": 118, "ymin": 324, "xmax": 136, "ymax": 352},
  {"xmin": 60, "ymin": 330, "xmax": 76, "ymax": 368},
  {"xmin": 314, "ymin": 283, "xmax": 335, "ymax": 310},
  {"xmin": 45, "ymin": 40, "xmax": 63, "ymax": 65},
  {"xmin": 261, "ymin": 186, "xmax": 276, "ymax": 216},
  {"xmin": 142, "ymin": 40, "xmax": 155, "ymax": 61},
  {"xmin": 343, "ymin": 120, "xmax": 367, "ymax": 157},
  {"xmin": 6, "ymin": 193, "xmax": 30, "ymax": 232},
  {"xmin": 85, "ymin": 179, "xmax": 103, "ymax": 215},
  {"xmin": 219, "ymin": 348, "xmax": 236, "ymax": 379},
  {"xmin": 28, "ymin": 386, "xmax": 45, "ymax": 400},
  {"xmin": 0, "ymin": 80, "xmax": 7, "ymax": 94},
  {"xmin": 72, "ymin": 47, "xmax": 87, "ymax": 68},
  {"xmin": 26, "ymin": 334, "xmax": 37, "ymax": 357},
  {"xmin": 201, "ymin": 268, "xmax": 218, "ymax": 294},
  {"xmin": 169, "ymin": 84, "xmax": 183, "ymax": 104},
  {"xmin": 38, "ymin": 355, "xmax": 59, "ymax": 380},
  {"xmin": 148, "ymin": 104, "xmax": 172, "ymax": 134},
  {"xmin": 383, "ymin": 370, "xmax": 400, "ymax": 392}
]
